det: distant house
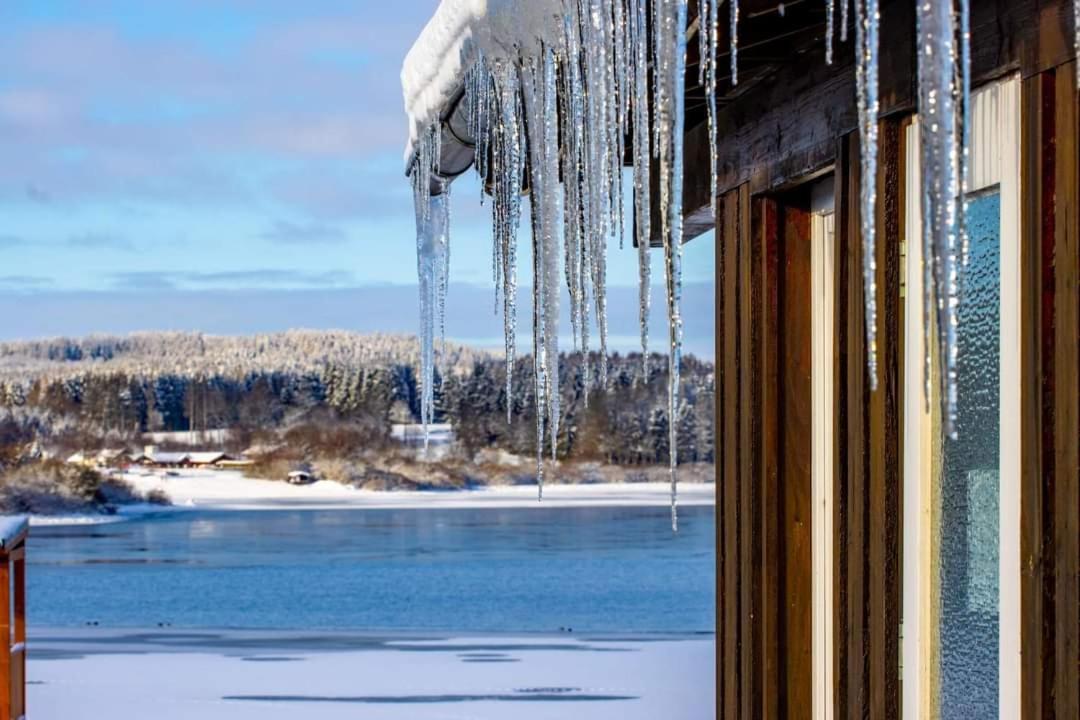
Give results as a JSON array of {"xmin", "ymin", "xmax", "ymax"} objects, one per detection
[
  {"xmin": 286, "ymin": 470, "xmax": 316, "ymax": 486},
  {"xmin": 186, "ymin": 452, "xmax": 227, "ymax": 468},
  {"xmin": 148, "ymin": 452, "xmax": 192, "ymax": 468}
]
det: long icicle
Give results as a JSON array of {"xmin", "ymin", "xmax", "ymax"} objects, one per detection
[
  {"xmin": 494, "ymin": 62, "xmax": 524, "ymax": 425},
  {"xmin": 916, "ymin": 0, "xmax": 964, "ymax": 437},
  {"xmin": 703, "ymin": 0, "xmax": 719, "ymax": 219},
  {"xmin": 657, "ymin": 0, "xmax": 688, "ymax": 533},
  {"xmin": 826, "ymin": 0, "xmax": 836, "ymax": 65},
  {"xmin": 633, "ymin": 0, "xmax": 652, "ymax": 371},
  {"xmin": 855, "ymin": 0, "xmax": 880, "ymax": 390},
  {"xmin": 729, "ymin": 0, "xmax": 739, "ymax": 86}
]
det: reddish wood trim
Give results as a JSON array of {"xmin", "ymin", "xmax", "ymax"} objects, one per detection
[
  {"xmin": 1019, "ymin": 62, "xmax": 1080, "ymax": 720},
  {"xmin": 779, "ymin": 196, "xmax": 813, "ymax": 719},
  {"xmin": 0, "ymin": 558, "xmax": 10, "ymax": 720},
  {"xmin": 758, "ymin": 195, "xmax": 782, "ymax": 720}
]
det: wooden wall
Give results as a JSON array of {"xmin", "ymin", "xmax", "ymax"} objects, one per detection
[
  {"xmin": 709, "ymin": 5, "xmax": 1079, "ymax": 720},
  {"xmin": 1020, "ymin": 59, "xmax": 1080, "ymax": 720},
  {"xmin": 714, "ymin": 122, "xmax": 904, "ymax": 719}
]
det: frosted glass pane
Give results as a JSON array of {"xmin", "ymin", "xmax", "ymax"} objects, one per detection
[{"xmin": 939, "ymin": 191, "xmax": 1000, "ymax": 718}]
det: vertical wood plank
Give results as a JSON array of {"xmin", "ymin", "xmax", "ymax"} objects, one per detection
[
  {"xmin": 832, "ymin": 140, "xmax": 852, "ymax": 720},
  {"xmin": 840, "ymin": 131, "xmax": 871, "ymax": 720},
  {"xmin": 723, "ymin": 189, "xmax": 741, "ymax": 720},
  {"xmin": 1019, "ymin": 70, "xmax": 1047, "ymax": 720},
  {"xmin": 869, "ymin": 118, "xmax": 902, "ymax": 720},
  {"xmin": 759, "ymin": 195, "xmax": 782, "ymax": 720},
  {"xmin": 715, "ymin": 188, "xmax": 727, "ymax": 720},
  {"xmin": 1052, "ymin": 64, "xmax": 1080, "ymax": 720},
  {"xmin": 738, "ymin": 184, "xmax": 760, "ymax": 720},
  {"xmin": 780, "ymin": 198, "xmax": 814, "ymax": 720}
]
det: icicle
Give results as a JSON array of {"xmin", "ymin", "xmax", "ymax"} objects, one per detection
[
  {"xmin": 840, "ymin": 0, "xmax": 850, "ymax": 43},
  {"xmin": 826, "ymin": 0, "xmax": 836, "ymax": 65},
  {"xmin": 414, "ymin": 182, "xmax": 450, "ymax": 451},
  {"xmin": 542, "ymin": 49, "xmax": 561, "ymax": 464},
  {"xmin": 959, "ymin": 0, "xmax": 972, "ymax": 275},
  {"xmin": 916, "ymin": 0, "xmax": 965, "ymax": 437},
  {"xmin": 522, "ymin": 46, "xmax": 564, "ymax": 499},
  {"xmin": 729, "ymin": 0, "xmax": 739, "ymax": 86},
  {"xmin": 656, "ymin": 0, "xmax": 689, "ymax": 533},
  {"xmin": 633, "ymin": 0, "xmax": 653, "ymax": 370},
  {"xmin": 407, "ymin": 0, "xmax": 691, "ymax": 530},
  {"xmin": 493, "ymin": 62, "xmax": 524, "ymax": 425},
  {"xmin": 1076, "ymin": 0, "xmax": 1080, "ymax": 88},
  {"xmin": 701, "ymin": 0, "xmax": 719, "ymax": 220},
  {"xmin": 855, "ymin": 0, "xmax": 880, "ymax": 390}
]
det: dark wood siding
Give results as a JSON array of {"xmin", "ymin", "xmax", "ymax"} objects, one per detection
[
  {"xmin": 832, "ymin": 126, "xmax": 903, "ymax": 720},
  {"xmin": 715, "ymin": 123, "xmax": 904, "ymax": 719},
  {"xmin": 1020, "ymin": 60, "xmax": 1080, "ymax": 720}
]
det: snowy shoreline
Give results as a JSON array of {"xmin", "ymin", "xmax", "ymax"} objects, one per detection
[{"xmin": 30, "ymin": 469, "xmax": 714, "ymax": 525}]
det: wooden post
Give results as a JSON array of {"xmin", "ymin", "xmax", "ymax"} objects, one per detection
[
  {"xmin": 0, "ymin": 552, "xmax": 11, "ymax": 720},
  {"xmin": 13, "ymin": 547, "xmax": 26, "ymax": 720}
]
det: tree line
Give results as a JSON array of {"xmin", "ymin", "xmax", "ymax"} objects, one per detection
[{"xmin": 0, "ymin": 332, "xmax": 714, "ymax": 466}]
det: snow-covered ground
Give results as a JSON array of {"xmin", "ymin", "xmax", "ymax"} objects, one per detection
[
  {"xmin": 102, "ymin": 468, "xmax": 714, "ymax": 514},
  {"xmin": 29, "ymin": 628, "xmax": 714, "ymax": 720}
]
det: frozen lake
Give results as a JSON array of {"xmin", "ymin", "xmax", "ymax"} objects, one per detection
[{"xmin": 29, "ymin": 505, "xmax": 715, "ymax": 632}]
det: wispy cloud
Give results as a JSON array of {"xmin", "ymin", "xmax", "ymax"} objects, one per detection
[
  {"xmin": 257, "ymin": 220, "xmax": 347, "ymax": 245},
  {"xmin": 0, "ymin": 274, "xmax": 53, "ymax": 289},
  {"xmin": 66, "ymin": 232, "xmax": 134, "ymax": 251},
  {"xmin": 109, "ymin": 268, "xmax": 355, "ymax": 290}
]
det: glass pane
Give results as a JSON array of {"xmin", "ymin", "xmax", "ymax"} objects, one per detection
[{"xmin": 939, "ymin": 191, "xmax": 1000, "ymax": 718}]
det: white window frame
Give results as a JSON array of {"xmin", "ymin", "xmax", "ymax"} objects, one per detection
[
  {"xmin": 811, "ymin": 179, "xmax": 835, "ymax": 720},
  {"xmin": 901, "ymin": 74, "xmax": 1021, "ymax": 720}
]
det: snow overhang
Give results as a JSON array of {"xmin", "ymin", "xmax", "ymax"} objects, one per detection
[{"xmin": 401, "ymin": 0, "xmax": 564, "ymax": 193}]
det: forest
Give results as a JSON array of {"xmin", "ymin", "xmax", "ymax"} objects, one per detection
[{"xmin": 0, "ymin": 331, "xmax": 715, "ymax": 469}]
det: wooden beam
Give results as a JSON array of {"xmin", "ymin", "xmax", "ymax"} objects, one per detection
[
  {"xmin": 1019, "ymin": 68, "xmax": 1049, "ymax": 720},
  {"xmin": 1051, "ymin": 61, "xmax": 1080, "ymax": 720},
  {"xmin": 722, "ymin": 188, "xmax": 740, "ymax": 720}
]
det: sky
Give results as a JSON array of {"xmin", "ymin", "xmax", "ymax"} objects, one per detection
[{"xmin": 0, "ymin": 0, "xmax": 716, "ymax": 355}]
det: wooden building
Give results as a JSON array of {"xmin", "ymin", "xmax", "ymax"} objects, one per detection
[
  {"xmin": 404, "ymin": 1, "xmax": 1079, "ymax": 717},
  {"xmin": 685, "ymin": 2, "xmax": 1078, "ymax": 718}
]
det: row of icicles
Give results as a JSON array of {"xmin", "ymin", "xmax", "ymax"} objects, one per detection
[{"xmin": 411, "ymin": 0, "xmax": 1074, "ymax": 531}]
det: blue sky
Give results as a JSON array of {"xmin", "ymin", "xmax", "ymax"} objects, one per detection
[{"xmin": 0, "ymin": 0, "xmax": 715, "ymax": 353}]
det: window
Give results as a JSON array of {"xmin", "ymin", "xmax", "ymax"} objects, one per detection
[{"xmin": 902, "ymin": 76, "xmax": 1021, "ymax": 720}]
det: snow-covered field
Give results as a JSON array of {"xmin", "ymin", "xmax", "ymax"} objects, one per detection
[
  {"xmin": 104, "ymin": 468, "xmax": 714, "ymax": 514},
  {"xmin": 29, "ymin": 628, "xmax": 714, "ymax": 720}
]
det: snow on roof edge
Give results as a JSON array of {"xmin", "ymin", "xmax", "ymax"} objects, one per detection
[{"xmin": 401, "ymin": 0, "xmax": 566, "ymax": 170}]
